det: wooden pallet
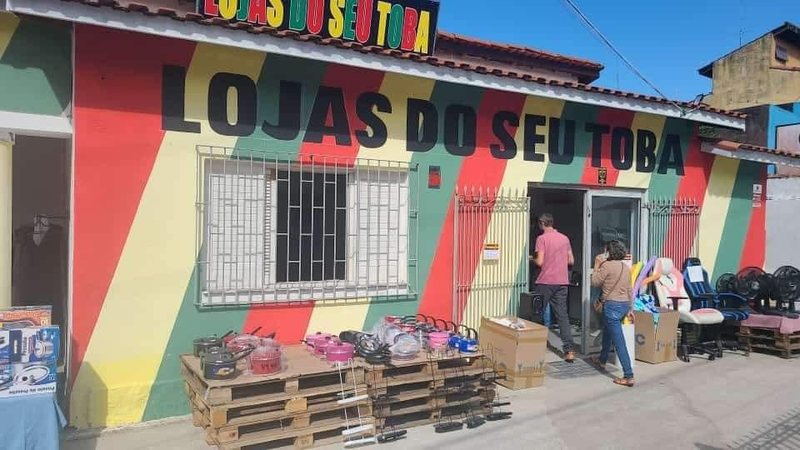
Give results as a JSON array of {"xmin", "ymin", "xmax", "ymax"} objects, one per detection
[
  {"xmin": 212, "ymin": 418, "xmax": 376, "ymax": 450},
  {"xmin": 187, "ymin": 383, "xmax": 371, "ymax": 429},
  {"xmin": 181, "ymin": 345, "xmax": 365, "ymax": 406},
  {"xmin": 373, "ymin": 388, "xmax": 496, "ymax": 418},
  {"xmin": 363, "ymin": 352, "xmax": 492, "ymax": 387},
  {"xmin": 207, "ymin": 404, "xmax": 373, "ymax": 444},
  {"xmin": 738, "ymin": 326, "xmax": 800, "ymax": 359}
]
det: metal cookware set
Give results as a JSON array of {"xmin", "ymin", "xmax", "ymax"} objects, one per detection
[
  {"xmin": 303, "ymin": 332, "xmax": 356, "ymax": 363},
  {"xmin": 193, "ymin": 328, "xmax": 283, "ymax": 380}
]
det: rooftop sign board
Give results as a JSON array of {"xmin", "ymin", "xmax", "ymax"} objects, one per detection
[{"xmin": 199, "ymin": 0, "xmax": 440, "ymax": 56}]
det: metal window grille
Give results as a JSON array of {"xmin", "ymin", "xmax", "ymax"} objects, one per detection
[
  {"xmin": 646, "ymin": 198, "xmax": 700, "ymax": 266},
  {"xmin": 196, "ymin": 146, "xmax": 418, "ymax": 306},
  {"xmin": 453, "ymin": 188, "xmax": 530, "ymax": 329}
]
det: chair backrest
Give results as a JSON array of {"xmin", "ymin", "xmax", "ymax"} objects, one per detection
[
  {"xmin": 654, "ymin": 258, "xmax": 691, "ymax": 312},
  {"xmin": 683, "ymin": 259, "xmax": 715, "ymax": 309}
]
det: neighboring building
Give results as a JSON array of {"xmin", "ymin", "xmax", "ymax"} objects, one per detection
[
  {"xmin": 699, "ymin": 22, "xmax": 800, "ymax": 269},
  {"xmin": 700, "ymin": 22, "xmax": 800, "ymax": 111},
  {"xmin": 1, "ymin": 0, "xmax": 795, "ymax": 431}
]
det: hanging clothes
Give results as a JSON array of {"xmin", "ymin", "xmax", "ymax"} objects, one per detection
[{"xmin": 12, "ymin": 223, "xmax": 67, "ymax": 330}]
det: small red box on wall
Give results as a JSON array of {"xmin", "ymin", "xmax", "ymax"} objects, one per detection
[{"xmin": 429, "ymin": 166, "xmax": 441, "ymax": 189}]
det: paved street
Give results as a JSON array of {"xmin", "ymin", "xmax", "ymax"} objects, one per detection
[{"xmin": 62, "ymin": 350, "xmax": 800, "ymax": 450}]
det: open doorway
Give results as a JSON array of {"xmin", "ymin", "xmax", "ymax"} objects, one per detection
[
  {"xmin": 528, "ymin": 186, "xmax": 643, "ymax": 355},
  {"xmin": 528, "ymin": 187, "xmax": 584, "ymax": 353},
  {"xmin": 11, "ymin": 135, "xmax": 70, "ymax": 404}
]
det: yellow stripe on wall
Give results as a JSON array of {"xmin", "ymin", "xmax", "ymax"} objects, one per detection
[
  {"xmin": 359, "ymin": 72, "xmax": 436, "ymax": 163},
  {"xmin": 0, "ymin": 13, "xmax": 20, "ymax": 58},
  {"xmin": 503, "ymin": 96, "xmax": 565, "ymax": 189},
  {"xmin": 71, "ymin": 43, "xmax": 266, "ymax": 428},
  {"xmin": 305, "ymin": 299, "xmax": 372, "ymax": 335},
  {"xmin": 615, "ymin": 113, "xmax": 666, "ymax": 189},
  {"xmin": 460, "ymin": 97, "xmax": 564, "ymax": 328},
  {"xmin": 697, "ymin": 157, "xmax": 740, "ymax": 277}
]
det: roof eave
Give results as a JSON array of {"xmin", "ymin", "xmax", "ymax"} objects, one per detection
[
  {"xmin": 701, "ymin": 141, "xmax": 800, "ymax": 168},
  {"xmin": 8, "ymin": 0, "xmax": 744, "ymax": 130}
]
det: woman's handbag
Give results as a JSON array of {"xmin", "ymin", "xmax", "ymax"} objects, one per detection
[{"xmin": 593, "ymin": 261, "xmax": 624, "ymax": 314}]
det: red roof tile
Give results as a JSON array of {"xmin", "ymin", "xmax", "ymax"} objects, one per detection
[
  {"xmin": 711, "ymin": 140, "xmax": 800, "ymax": 160},
  {"xmin": 54, "ymin": 0, "xmax": 745, "ymax": 120}
]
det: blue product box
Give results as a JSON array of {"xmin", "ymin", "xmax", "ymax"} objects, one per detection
[
  {"xmin": 6, "ymin": 326, "xmax": 60, "ymax": 364},
  {"xmin": 0, "ymin": 361, "xmax": 57, "ymax": 398}
]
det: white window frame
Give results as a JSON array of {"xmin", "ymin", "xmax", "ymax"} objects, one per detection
[{"xmin": 198, "ymin": 153, "xmax": 412, "ymax": 306}]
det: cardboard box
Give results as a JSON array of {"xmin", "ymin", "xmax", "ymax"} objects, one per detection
[
  {"xmin": 633, "ymin": 308, "xmax": 680, "ymax": 364},
  {"xmin": 2, "ymin": 326, "xmax": 60, "ymax": 364},
  {"xmin": 480, "ymin": 316, "xmax": 548, "ymax": 390},
  {"xmin": 0, "ymin": 360, "xmax": 58, "ymax": 398},
  {"xmin": 0, "ymin": 306, "xmax": 52, "ymax": 328}
]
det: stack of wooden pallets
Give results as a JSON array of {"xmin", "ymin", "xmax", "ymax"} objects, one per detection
[
  {"xmin": 739, "ymin": 325, "xmax": 800, "ymax": 359},
  {"xmin": 181, "ymin": 345, "xmax": 372, "ymax": 450},
  {"xmin": 363, "ymin": 351, "xmax": 496, "ymax": 431}
]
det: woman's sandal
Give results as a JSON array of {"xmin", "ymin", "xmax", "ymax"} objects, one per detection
[
  {"xmin": 589, "ymin": 356, "xmax": 606, "ymax": 370},
  {"xmin": 613, "ymin": 377, "xmax": 635, "ymax": 387}
]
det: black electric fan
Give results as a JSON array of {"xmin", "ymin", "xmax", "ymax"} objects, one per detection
[
  {"xmin": 773, "ymin": 266, "xmax": 800, "ymax": 313},
  {"xmin": 715, "ymin": 273, "xmax": 738, "ymax": 294},
  {"xmin": 735, "ymin": 267, "xmax": 772, "ymax": 311}
]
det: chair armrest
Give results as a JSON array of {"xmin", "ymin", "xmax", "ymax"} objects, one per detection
[
  {"xmin": 667, "ymin": 296, "xmax": 686, "ymax": 311},
  {"xmin": 717, "ymin": 293, "xmax": 748, "ymax": 308}
]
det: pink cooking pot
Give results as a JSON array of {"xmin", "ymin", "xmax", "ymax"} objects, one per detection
[
  {"xmin": 428, "ymin": 331, "xmax": 450, "ymax": 349},
  {"xmin": 325, "ymin": 342, "xmax": 355, "ymax": 363},
  {"xmin": 304, "ymin": 332, "xmax": 332, "ymax": 351},
  {"xmin": 313, "ymin": 336, "xmax": 339, "ymax": 357}
]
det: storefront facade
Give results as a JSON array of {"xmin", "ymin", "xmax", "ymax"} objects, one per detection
[{"xmin": 0, "ymin": 7, "xmax": 771, "ymax": 430}]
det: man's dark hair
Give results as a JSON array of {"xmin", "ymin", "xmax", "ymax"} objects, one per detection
[
  {"xmin": 538, "ymin": 213, "xmax": 554, "ymax": 228},
  {"xmin": 606, "ymin": 240, "xmax": 627, "ymax": 261}
]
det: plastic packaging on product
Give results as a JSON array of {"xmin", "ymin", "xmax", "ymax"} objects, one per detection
[{"xmin": 250, "ymin": 345, "xmax": 284, "ymax": 375}]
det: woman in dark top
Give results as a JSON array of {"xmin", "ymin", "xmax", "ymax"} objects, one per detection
[{"xmin": 590, "ymin": 240, "xmax": 635, "ymax": 387}]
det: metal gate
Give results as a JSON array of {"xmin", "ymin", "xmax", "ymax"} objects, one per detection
[
  {"xmin": 646, "ymin": 198, "xmax": 701, "ymax": 265},
  {"xmin": 453, "ymin": 188, "xmax": 530, "ymax": 329}
]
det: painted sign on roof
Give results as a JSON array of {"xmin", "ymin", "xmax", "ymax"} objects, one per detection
[{"xmin": 199, "ymin": 0, "xmax": 440, "ymax": 55}]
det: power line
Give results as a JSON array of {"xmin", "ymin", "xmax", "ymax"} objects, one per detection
[{"xmin": 560, "ymin": 0, "xmax": 686, "ymax": 113}]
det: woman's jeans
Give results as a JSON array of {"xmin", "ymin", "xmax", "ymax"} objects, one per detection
[{"xmin": 599, "ymin": 301, "xmax": 634, "ymax": 379}]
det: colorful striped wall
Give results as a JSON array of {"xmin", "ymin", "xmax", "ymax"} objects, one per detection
[
  {"xmin": 66, "ymin": 25, "xmax": 766, "ymax": 428},
  {"xmin": 0, "ymin": 13, "xmax": 71, "ymax": 117}
]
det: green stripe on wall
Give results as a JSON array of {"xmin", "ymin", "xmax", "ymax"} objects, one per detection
[
  {"xmin": 142, "ymin": 56, "xmax": 329, "ymax": 421},
  {"xmin": 0, "ymin": 17, "xmax": 71, "ymax": 116},
  {"xmin": 236, "ymin": 54, "xmax": 329, "ymax": 155},
  {"xmin": 361, "ymin": 82, "xmax": 486, "ymax": 329},
  {"xmin": 542, "ymin": 102, "xmax": 598, "ymax": 184},
  {"xmin": 712, "ymin": 160, "xmax": 759, "ymax": 279}
]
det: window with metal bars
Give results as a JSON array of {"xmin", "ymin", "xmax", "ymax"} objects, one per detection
[{"xmin": 197, "ymin": 147, "xmax": 416, "ymax": 306}]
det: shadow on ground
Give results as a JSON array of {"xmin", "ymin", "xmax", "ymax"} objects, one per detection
[{"xmin": 696, "ymin": 407, "xmax": 800, "ymax": 450}]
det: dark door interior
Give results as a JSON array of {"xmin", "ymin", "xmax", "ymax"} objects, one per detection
[{"xmin": 528, "ymin": 187, "xmax": 584, "ymax": 323}]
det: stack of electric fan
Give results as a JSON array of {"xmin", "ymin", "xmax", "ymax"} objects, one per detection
[{"xmin": 716, "ymin": 266, "xmax": 800, "ymax": 318}]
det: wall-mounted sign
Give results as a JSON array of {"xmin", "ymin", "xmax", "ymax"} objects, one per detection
[
  {"xmin": 598, "ymin": 167, "xmax": 608, "ymax": 185},
  {"xmin": 428, "ymin": 165, "xmax": 441, "ymax": 189},
  {"xmin": 483, "ymin": 244, "xmax": 500, "ymax": 261},
  {"xmin": 753, "ymin": 183, "xmax": 763, "ymax": 208},
  {"xmin": 199, "ymin": 0, "xmax": 440, "ymax": 56}
]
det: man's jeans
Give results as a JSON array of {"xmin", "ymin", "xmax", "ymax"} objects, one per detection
[
  {"xmin": 599, "ymin": 301, "xmax": 634, "ymax": 379},
  {"xmin": 535, "ymin": 284, "xmax": 573, "ymax": 353},
  {"xmin": 543, "ymin": 303, "xmax": 552, "ymax": 327}
]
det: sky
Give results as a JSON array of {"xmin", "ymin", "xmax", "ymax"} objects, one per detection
[{"xmin": 437, "ymin": 0, "xmax": 800, "ymax": 101}]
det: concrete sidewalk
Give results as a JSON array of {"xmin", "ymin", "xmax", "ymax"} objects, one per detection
[{"xmin": 62, "ymin": 351, "xmax": 800, "ymax": 450}]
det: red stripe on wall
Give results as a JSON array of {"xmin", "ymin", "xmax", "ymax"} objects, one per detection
[
  {"xmin": 241, "ymin": 303, "xmax": 316, "ymax": 345},
  {"xmin": 661, "ymin": 131, "xmax": 714, "ymax": 262},
  {"xmin": 739, "ymin": 166, "xmax": 767, "ymax": 269},
  {"xmin": 417, "ymin": 91, "xmax": 527, "ymax": 321},
  {"xmin": 579, "ymin": 108, "xmax": 636, "ymax": 187},
  {"xmin": 296, "ymin": 65, "xmax": 385, "ymax": 165},
  {"xmin": 71, "ymin": 25, "xmax": 196, "ymax": 386}
]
